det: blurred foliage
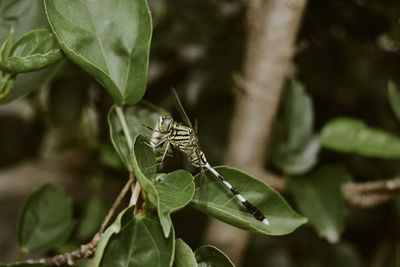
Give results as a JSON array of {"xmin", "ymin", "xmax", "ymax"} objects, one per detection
[{"xmin": 1, "ymin": 0, "xmax": 400, "ymax": 266}]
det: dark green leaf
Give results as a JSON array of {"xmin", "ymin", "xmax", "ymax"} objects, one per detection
[
  {"xmin": 191, "ymin": 166, "xmax": 307, "ymax": 235},
  {"xmin": 388, "ymin": 80, "xmax": 400, "ymax": 123},
  {"xmin": 131, "ymin": 134, "xmax": 194, "ymax": 237},
  {"xmin": 93, "ymin": 207, "xmax": 128, "ymax": 267},
  {"xmin": 154, "ymin": 170, "xmax": 195, "ymax": 237},
  {"xmin": 320, "ymin": 117, "xmax": 400, "ymax": 159},
  {"xmin": 17, "ymin": 183, "xmax": 74, "ymax": 253},
  {"xmin": 0, "ymin": 29, "xmax": 62, "ymax": 73},
  {"xmin": 98, "ymin": 209, "xmax": 175, "ymax": 267},
  {"xmin": 75, "ymin": 197, "xmax": 108, "ymax": 242},
  {"xmin": 0, "ymin": 0, "xmax": 57, "ymax": 104},
  {"xmin": 0, "ymin": 28, "xmax": 14, "ymax": 61},
  {"xmin": 287, "ymin": 165, "xmax": 351, "ymax": 243},
  {"xmin": 175, "ymin": 238, "xmax": 197, "ymax": 267},
  {"xmin": 131, "ymin": 134, "xmax": 158, "ymax": 205},
  {"xmin": 194, "ymin": 245, "xmax": 234, "ymax": 267},
  {"xmin": 44, "ymin": 0, "xmax": 152, "ymax": 105},
  {"xmin": 270, "ymin": 80, "xmax": 319, "ymax": 175},
  {"xmin": 71, "ymin": 259, "xmax": 89, "ymax": 267},
  {"xmin": 108, "ymin": 102, "xmax": 168, "ymax": 171}
]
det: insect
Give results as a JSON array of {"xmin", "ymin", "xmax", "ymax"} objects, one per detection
[{"xmin": 150, "ymin": 89, "xmax": 269, "ymax": 225}]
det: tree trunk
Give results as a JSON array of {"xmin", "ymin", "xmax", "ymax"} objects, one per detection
[{"xmin": 204, "ymin": 0, "xmax": 308, "ymax": 265}]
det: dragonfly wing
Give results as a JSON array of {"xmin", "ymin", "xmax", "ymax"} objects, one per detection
[{"xmin": 171, "ymin": 88, "xmax": 193, "ymax": 128}]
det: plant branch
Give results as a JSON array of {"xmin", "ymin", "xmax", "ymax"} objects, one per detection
[
  {"xmin": 27, "ymin": 236, "xmax": 100, "ymax": 266},
  {"xmin": 248, "ymin": 169, "xmax": 400, "ymax": 208},
  {"xmin": 342, "ymin": 177, "xmax": 400, "ymax": 208}
]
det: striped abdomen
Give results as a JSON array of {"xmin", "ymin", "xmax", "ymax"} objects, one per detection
[
  {"xmin": 205, "ymin": 163, "xmax": 269, "ymax": 225},
  {"xmin": 168, "ymin": 122, "xmax": 207, "ymax": 167}
]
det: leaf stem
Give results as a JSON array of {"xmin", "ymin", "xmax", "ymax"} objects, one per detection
[
  {"xmin": 115, "ymin": 105, "xmax": 133, "ymax": 149},
  {"xmin": 130, "ymin": 183, "xmax": 140, "ymax": 206}
]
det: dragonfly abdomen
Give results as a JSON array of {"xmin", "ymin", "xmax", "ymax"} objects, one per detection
[{"xmin": 168, "ymin": 122, "xmax": 207, "ymax": 167}]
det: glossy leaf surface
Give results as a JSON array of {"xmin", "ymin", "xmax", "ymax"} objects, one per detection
[
  {"xmin": 320, "ymin": 117, "xmax": 400, "ymax": 159},
  {"xmin": 17, "ymin": 183, "xmax": 74, "ymax": 252},
  {"xmin": 191, "ymin": 166, "xmax": 307, "ymax": 235},
  {"xmin": 131, "ymin": 134, "xmax": 158, "ymax": 205},
  {"xmin": 287, "ymin": 165, "xmax": 351, "ymax": 243},
  {"xmin": 131, "ymin": 135, "xmax": 194, "ymax": 237},
  {"xmin": 0, "ymin": 29, "xmax": 62, "ymax": 72},
  {"xmin": 194, "ymin": 245, "xmax": 234, "ymax": 267},
  {"xmin": 174, "ymin": 239, "xmax": 197, "ymax": 267},
  {"xmin": 154, "ymin": 170, "xmax": 195, "ymax": 237},
  {"xmin": 93, "ymin": 207, "xmax": 128, "ymax": 267},
  {"xmin": 98, "ymin": 210, "xmax": 174, "ymax": 267},
  {"xmin": 0, "ymin": 0, "xmax": 56, "ymax": 104},
  {"xmin": 44, "ymin": 0, "xmax": 152, "ymax": 104}
]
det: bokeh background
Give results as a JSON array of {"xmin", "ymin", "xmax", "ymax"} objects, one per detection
[{"xmin": 1, "ymin": 0, "xmax": 400, "ymax": 266}]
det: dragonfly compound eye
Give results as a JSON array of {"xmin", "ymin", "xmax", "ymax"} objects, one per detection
[{"xmin": 160, "ymin": 116, "xmax": 172, "ymax": 132}]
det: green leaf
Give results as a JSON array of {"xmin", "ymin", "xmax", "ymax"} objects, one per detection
[
  {"xmin": 75, "ymin": 197, "xmax": 108, "ymax": 242},
  {"xmin": 270, "ymin": 80, "xmax": 319, "ymax": 175},
  {"xmin": 98, "ymin": 209, "xmax": 175, "ymax": 267},
  {"xmin": 194, "ymin": 245, "xmax": 234, "ymax": 267},
  {"xmin": 131, "ymin": 134, "xmax": 158, "ymax": 205},
  {"xmin": 0, "ymin": 65, "xmax": 58, "ymax": 104},
  {"xmin": 93, "ymin": 207, "xmax": 129, "ymax": 267},
  {"xmin": 71, "ymin": 259, "xmax": 89, "ymax": 267},
  {"xmin": 131, "ymin": 134, "xmax": 193, "ymax": 237},
  {"xmin": 154, "ymin": 170, "xmax": 195, "ymax": 237},
  {"xmin": 320, "ymin": 117, "xmax": 400, "ymax": 159},
  {"xmin": 0, "ymin": 72, "xmax": 16, "ymax": 99},
  {"xmin": 191, "ymin": 166, "xmax": 307, "ymax": 235},
  {"xmin": 287, "ymin": 165, "xmax": 351, "ymax": 243},
  {"xmin": 0, "ymin": 27, "xmax": 14, "ymax": 62},
  {"xmin": 174, "ymin": 239, "xmax": 197, "ymax": 267},
  {"xmin": 0, "ymin": 0, "xmax": 58, "ymax": 104},
  {"xmin": 17, "ymin": 183, "xmax": 74, "ymax": 253},
  {"xmin": 108, "ymin": 102, "xmax": 168, "ymax": 171},
  {"xmin": 388, "ymin": 80, "xmax": 400, "ymax": 123},
  {"xmin": 0, "ymin": 29, "xmax": 62, "ymax": 73},
  {"xmin": 44, "ymin": 0, "xmax": 152, "ymax": 105}
]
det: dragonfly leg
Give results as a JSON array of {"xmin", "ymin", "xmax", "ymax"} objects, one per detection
[
  {"xmin": 145, "ymin": 138, "xmax": 166, "ymax": 149},
  {"xmin": 161, "ymin": 142, "xmax": 170, "ymax": 162}
]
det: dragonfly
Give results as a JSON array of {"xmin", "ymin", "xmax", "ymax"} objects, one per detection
[{"xmin": 150, "ymin": 89, "xmax": 269, "ymax": 225}]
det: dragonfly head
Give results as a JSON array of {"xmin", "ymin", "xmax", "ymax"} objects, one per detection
[{"xmin": 158, "ymin": 115, "xmax": 173, "ymax": 133}]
